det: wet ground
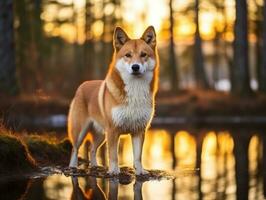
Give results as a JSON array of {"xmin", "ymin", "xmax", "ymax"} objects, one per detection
[
  {"xmin": 0, "ymin": 126, "xmax": 266, "ymax": 200},
  {"xmin": 0, "ymin": 166, "xmax": 198, "ymax": 200}
]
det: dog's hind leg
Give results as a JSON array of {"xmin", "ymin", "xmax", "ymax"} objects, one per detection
[
  {"xmin": 89, "ymin": 129, "xmax": 105, "ymax": 167},
  {"xmin": 69, "ymin": 121, "xmax": 91, "ymax": 168},
  {"xmin": 83, "ymin": 140, "xmax": 90, "ymax": 163}
]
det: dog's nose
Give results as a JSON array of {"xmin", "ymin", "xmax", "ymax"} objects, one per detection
[{"xmin": 132, "ymin": 64, "xmax": 140, "ymax": 72}]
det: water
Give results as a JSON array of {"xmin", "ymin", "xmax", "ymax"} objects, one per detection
[{"xmin": 0, "ymin": 127, "xmax": 265, "ymax": 200}]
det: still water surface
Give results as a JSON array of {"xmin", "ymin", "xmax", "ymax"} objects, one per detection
[{"xmin": 1, "ymin": 127, "xmax": 265, "ymax": 200}]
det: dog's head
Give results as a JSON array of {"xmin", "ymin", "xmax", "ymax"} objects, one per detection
[{"xmin": 113, "ymin": 26, "xmax": 157, "ymax": 78}]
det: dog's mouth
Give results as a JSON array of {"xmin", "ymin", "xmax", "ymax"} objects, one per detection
[{"xmin": 132, "ymin": 72, "xmax": 142, "ymax": 76}]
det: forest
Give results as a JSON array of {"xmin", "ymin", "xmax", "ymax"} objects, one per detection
[{"xmin": 1, "ymin": 0, "xmax": 266, "ymax": 98}]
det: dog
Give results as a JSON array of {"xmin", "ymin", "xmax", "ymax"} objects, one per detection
[{"xmin": 68, "ymin": 26, "xmax": 159, "ymax": 175}]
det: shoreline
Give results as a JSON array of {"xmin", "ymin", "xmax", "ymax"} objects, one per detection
[{"xmin": 2, "ymin": 90, "xmax": 266, "ymax": 131}]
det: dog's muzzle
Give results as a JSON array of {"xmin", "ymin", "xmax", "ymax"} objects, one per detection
[{"xmin": 131, "ymin": 64, "xmax": 141, "ymax": 75}]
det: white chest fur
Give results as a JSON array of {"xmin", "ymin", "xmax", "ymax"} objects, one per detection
[{"xmin": 111, "ymin": 75, "xmax": 153, "ymax": 133}]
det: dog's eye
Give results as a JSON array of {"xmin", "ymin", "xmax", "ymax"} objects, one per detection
[
  {"xmin": 140, "ymin": 52, "xmax": 147, "ymax": 57},
  {"xmin": 125, "ymin": 53, "xmax": 132, "ymax": 58}
]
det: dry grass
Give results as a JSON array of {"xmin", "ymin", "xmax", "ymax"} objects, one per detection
[{"xmin": 0, "ymin": 132, "xmax": 36, "ymax": 175}]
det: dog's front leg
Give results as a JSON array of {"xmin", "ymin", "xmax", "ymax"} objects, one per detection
[
  {"xmin": 107, "ymin": 130, "xmax": 120, "ymax": 175},
  {"xmin": 132, "ymin": 132, "xmax": 149, "ymax": 175}
]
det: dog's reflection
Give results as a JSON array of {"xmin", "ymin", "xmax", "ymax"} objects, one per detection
[
  {"xmin": 133, "ymin": 181, "xmax": 143, "ymax": 200},
  {"xmin": 71, "ymin": 177, "xmax": 106, "ymax": 200},
  {"xmin": 71, "ymin": 177, "xmax": 143, "ymax": 200},
  {"xmin": 107, "ymin": 179, "xmax": 143, "ymax": 200}
]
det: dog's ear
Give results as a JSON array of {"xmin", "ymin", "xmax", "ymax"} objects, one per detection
[
  {"xmin": 113, "ymin": 27, "xmax": 130, "ymax": 51},
  {"xmin": 141, "ymin": 26, "xmax": 156, "ymax": 49}
]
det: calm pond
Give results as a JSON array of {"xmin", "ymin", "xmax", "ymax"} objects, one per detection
[{"xmin": 1, "ymin": 126, "xmax": 265, "ymax": 200}]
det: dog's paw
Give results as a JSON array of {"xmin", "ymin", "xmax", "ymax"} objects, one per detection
[
  {"xmin": 135, "ymin": 168, "xmax": 149, "ymax": 175},
  {"xmin": 90, "ymin": 164, "xmax": 99, "ymax": 168},
  {"xmin": 69, "ymin": 163, "xmax": 78, "ymax": 168}
]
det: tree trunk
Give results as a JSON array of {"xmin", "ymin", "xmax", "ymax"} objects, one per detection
[
  {"xmin": 263, "ymin": 133, "xmax": 266, "ymax": 197},
  {"xmin": 220, "ymin": 0, "xmax": 234, "ymax": 89},
  {"xmin": 232, "ymin": 132, "xmax": 251, "ymax": 200},
  {"xmin": 212, "ymin": 27, "xmax": 220, "ymax": 89},
  {"xmin": 15, "ymin": 0, "xmax": 33, "ymax": 92},
  {"xmin": 168, "ymin": 0, "xmax": 179, "ymax": 92},
  {"xmin": 259, "ymin": 0, "xmax": 266, "ymax": 92},
  {"xmin": 194, "ymin": 0, "xmax": 209, "ymax": 89},
  {"xmin": 232, "ymin": 0, "xmax": 251, "ymax": 95},
  {"xmin": 0, "ymin": 0, "xmax": 18, "ymax": 95},
  {"xmin": 33, "ymin": 0, "xmax": 43, "ymax": 89},
  {"xmin": 84, "ymin": 0, "xmax": 94, "ymax": 80},
  {"xmin": 212, "ymin": 1, "xmax": 225, "ymax": 89}
]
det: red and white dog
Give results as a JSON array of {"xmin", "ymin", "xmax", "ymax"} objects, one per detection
[{"xmin": 68, "ymin": 26, "xmax": 159, "ymax": 175}]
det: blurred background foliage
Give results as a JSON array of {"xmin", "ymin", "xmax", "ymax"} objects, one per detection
[{"xmin": 1, "ymin": 0, "xmax": 266, "ymax": 97}]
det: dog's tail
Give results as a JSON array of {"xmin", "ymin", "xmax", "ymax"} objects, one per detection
[{"xmin": 67, "ymin": 97, "xmax": 88, "ymax": 145}]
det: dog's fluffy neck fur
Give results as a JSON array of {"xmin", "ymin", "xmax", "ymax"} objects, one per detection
[{"xmin": 106, "ymin": 54, "xmax": 159, "ymax": 104}]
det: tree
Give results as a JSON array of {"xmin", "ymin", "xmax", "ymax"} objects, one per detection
[
  {"xmin": 194, "ymin": 0, "xmax": 209, "ymax": 89},
  {"xmin": 258, "ymin": 0, "xmax": 266, "ymax": 92},
  {"xmin": 232, "ymin": 0, "xmax": 251, "ymax": 95},
  {"xmin": 168, "ymin": 0, "xmax": 179, "ymax": 92},
  {"xmin": 101, "ymin": 0, "xmax": 121, "ymax": 77},
  {"xmin": 0, "ymin": 0, "xmax": 18, "ymax": 95},
  {"xmin": 211, "ymin": 0, "xmax": 226, "ymax": 89},
  {"xmin": 84, "ymin": 0, "xmax": 94, "ymax": 80},
  {"xmin": 33, "ymin": 0, "xmax": 44, "ymax": 89},
  {"xmin": 15, "ymin": 0, "xmax": 33, "ymax": 92}
]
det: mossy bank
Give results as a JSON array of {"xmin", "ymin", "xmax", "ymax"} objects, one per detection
[{"xmin": 0, "ymin": 130, "xmax": 72, "ymax": 177}]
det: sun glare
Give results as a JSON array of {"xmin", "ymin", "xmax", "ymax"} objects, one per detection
[
  {"xmin": 202, "ymin": 132, "xmax": 217, "ymax": 160},
  {"xmin": 122, "ymin": 0, "xmax": 168, "ymax": 38},
  {"xmin": 143, "ymin": 130, "xmax": 172, "ymax": 169},
  {"xmin": 248, "ymin": 135, "xmax": 260, "ymax": 173},
  {"xmin": 200, "ymin": 12, "xmax": 215, "ymax": 40},
  {"xmin": 175, "ymin": 18, "xmax": 195, "ymax": 41},
  {"xmin": 92, "ymin": 20, "xmax": 104, "ymax": 39},
  {"xmin": 217, "ymin": 131, "xmax": 234, "ymax": 154},
  {"xmin": 201, "ymin": 132, "xmax": 218, "ymax": 180},
  {"xmin": 175, "ymin": 131, "xmax": 196, "ymax": 167}
]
